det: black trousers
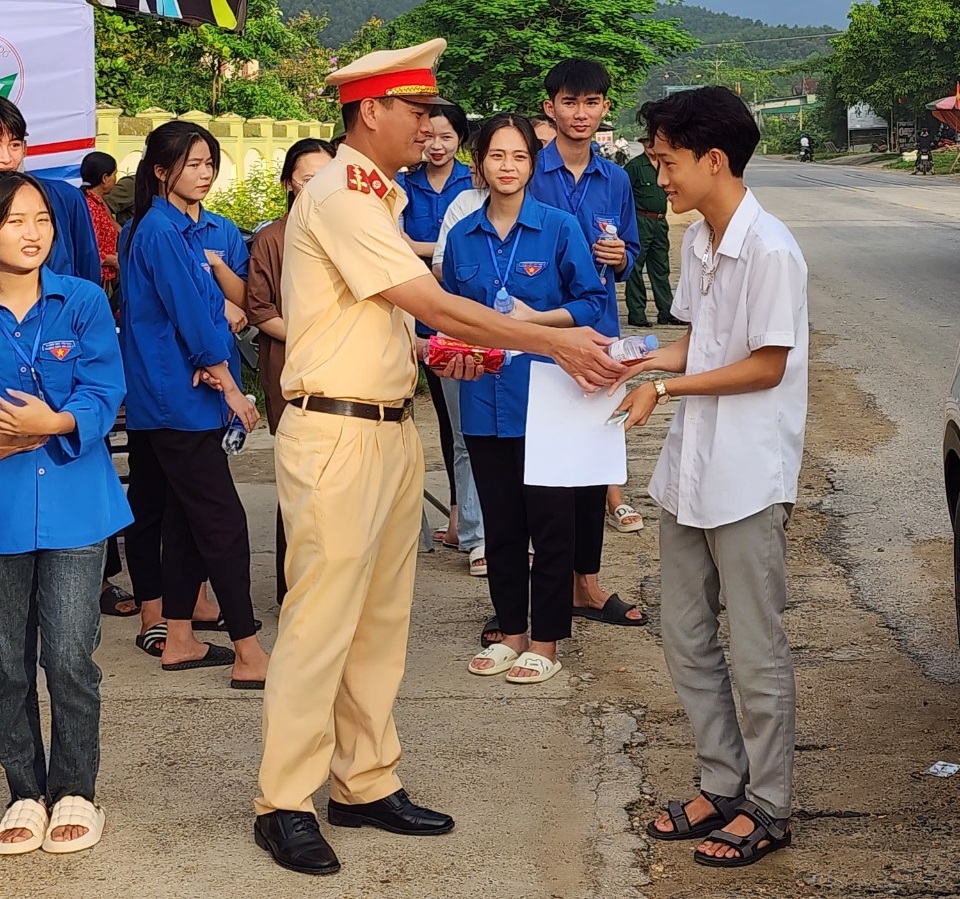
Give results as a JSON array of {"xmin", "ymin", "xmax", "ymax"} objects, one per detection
[
  {"xmin": 128, "ymin": 429, "xmax": 257, "ymax": 641},
  {"xmin": 466, "ymin": 435, "xmax": 575, "ymax": 643},
  {"xmin": 574, "ymin": 484, "xmax": 607, "ymax": 576},
  {"xmin": 421, "ymin": 362, "xmax": 457, "ymax": 506},
  {"xmin": 124, "ymin": 429, "xmax": 166, "ymax": 604}
]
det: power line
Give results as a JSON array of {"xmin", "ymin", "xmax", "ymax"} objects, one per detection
[{"xmin": 697, "ymin": 32, "xmax": 844, "ymax": 48}]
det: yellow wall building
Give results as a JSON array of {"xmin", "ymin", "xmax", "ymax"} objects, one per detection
[{"xmin": 95, "ymin": 105, "xmax": 336, "ymax": 189}]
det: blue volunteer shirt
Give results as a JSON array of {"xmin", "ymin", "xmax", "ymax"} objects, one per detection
[
  {"xmin": 195, "ymin": 206, "xmax": 250, "ymax": 281},
  {"xmin": 38, "ymin": 177, "xmax": 102, "ymax": 285},
  {"xmin": 119, "ymin": 197, "xmax": 240, "ymax": 431},
  {"xmin": 529, "ymin": 141, "xmax": 640, "ymax": 337},
  {"xmin": 442, "ymin": 194, "xmax": 605, "ymax": 439},
  {"xmin": 398, "ymin": 160, "xmax": 474, "ymax": 244},
  {"xmin": 0, "ymin": 269, "xmax": 132, "ymax": 553}
]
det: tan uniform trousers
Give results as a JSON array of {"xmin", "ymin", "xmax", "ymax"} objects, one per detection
[{"xmin": 255, "ymin": 404, "xmax": 424, "ymax": 815}]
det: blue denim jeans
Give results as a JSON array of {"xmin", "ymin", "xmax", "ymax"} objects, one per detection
[
  {"xmin": 0, "ymin": 542, "xmax": 105, "ymax": 805},
  {"xmin": 439, "ymin": 377, "xmax": 485, "ymax": 553}
]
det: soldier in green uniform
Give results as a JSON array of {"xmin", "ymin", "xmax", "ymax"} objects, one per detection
[{"xmin": 623, "ymin": 139, "xmax": 681, "ymax": 327}]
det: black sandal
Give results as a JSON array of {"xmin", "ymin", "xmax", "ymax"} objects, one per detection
[
  {"xmin": 480, "ymin": 615, "xmax": 502, "ymax": 648},
  {"xmin": 161, "ymin": 643, "xmax": 236, "ymax": 671},
  {"xmin": 693, "ymin": 800, "xmax": 792, "ymax": 868},
  {"xmin": 135, "ymin": 623, "xmax": 167, "ymax": 658},
  {"xmin": 646, "ymin": 790, "xmax": 744, "ymax": 842},
  {"xmin": 100, "ymin": 584, "xmax": 139, "ymax": 617}
]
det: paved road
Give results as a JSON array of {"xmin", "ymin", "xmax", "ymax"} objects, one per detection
[{"xmin": 747, "ymin": 158, "xmax": 960, "ymax": 680}]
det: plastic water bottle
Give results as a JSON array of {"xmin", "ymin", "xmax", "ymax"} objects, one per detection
[
  {"xmin": 597, "ymin": 222, "xmax": 619, "ymax": 282},
  {"xmin": 494, "ymin": 288, "xmax": 515, "ymax": 315},
  {"xmin": 222, "ymin": 394, "xmax": 257, "ymax": 455},
  {"xmin": 607, "ymin": 334, "xmax": 659, "ymax": 363}
]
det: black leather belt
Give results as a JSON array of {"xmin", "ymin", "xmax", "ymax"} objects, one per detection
[
  {"xmin": 290, "ymin": 396, "xmax": 413, "ymax": 422},
  {"xmin": 637, "ymin": 209, "xmax": 666, "ymax": 219}
]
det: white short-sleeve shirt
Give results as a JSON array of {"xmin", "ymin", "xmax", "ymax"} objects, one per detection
[
  {"xmin": 649, "ymin": 189, "xmax": 809, "ymax": 529},
  {"xmin": 432, "ymin": 188, "xmax": 488, "ymax": 270}
]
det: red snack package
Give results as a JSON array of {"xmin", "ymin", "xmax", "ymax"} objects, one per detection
[{"xmin": 424, "ymin": 336, "xmax": 508, "ymax": 374}]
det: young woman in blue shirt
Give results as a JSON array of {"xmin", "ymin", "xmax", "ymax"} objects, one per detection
[
  {"xmin": 119, "ymin": 121, "xmax": 269, "ymax": 687},
  {"xmin": 400, "ymin": 104, "xmax": 474, "ymax": 550},
  {"xmin": 0, "ymin": 172, "xmax": 131, "ymax": 854},
  {"xmin": 442, "ymin": 114, "xmax": 606, "ymax": 684}
]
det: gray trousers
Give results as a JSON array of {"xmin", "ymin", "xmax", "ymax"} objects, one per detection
[{"xmin": 659, "ymin": 504, "xmax": 795, "ymax": 819}]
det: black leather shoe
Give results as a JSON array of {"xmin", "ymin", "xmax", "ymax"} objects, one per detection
[
  {"xmin": 254, "ymin": 810, "xmax": 341, "ymax": 875},
  {"xmin": 658, "ymin": 314, "xmax": 685, "ymax": 326},
  {"xmin": 328, "ymin": 788, "xmax": 454, "ymax": 836},
  {"xmin": 627, "ymin": 318, "xmax": 651, "ymax": 328}
]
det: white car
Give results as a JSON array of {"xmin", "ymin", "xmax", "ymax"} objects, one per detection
[{"xmin": 943, "ymin": 347, "xmax": 960, "ymax": 639}]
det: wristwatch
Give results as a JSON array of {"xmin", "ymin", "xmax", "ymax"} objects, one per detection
[{"xmin": 653, "ymin": 379, "xmax": 670, "ymax": 405}]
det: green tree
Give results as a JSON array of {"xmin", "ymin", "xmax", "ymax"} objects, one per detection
[
  {"xmin": 379, "ymin": 0, "xmax": 697, "ymax": 115},
  {"xmin": 832, "ymin": 0, "xmax": 960, "ymax": 118},
  {"xmin": 94, "ymin": 0, "xmax": 329, "ymax": 117}
]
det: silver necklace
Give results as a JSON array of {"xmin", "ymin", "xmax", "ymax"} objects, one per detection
[{"xmin": 700, "ymin": 227, "xmax": 719, "ymax": 296}]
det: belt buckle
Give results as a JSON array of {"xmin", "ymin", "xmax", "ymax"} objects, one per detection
[{"xmin": 400, "ymin": 404, "xmax": 412, "ymax": 422}]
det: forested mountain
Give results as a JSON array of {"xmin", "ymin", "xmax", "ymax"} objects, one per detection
[
  {"xmin": 279, "ymin": 1, "xmax": 839, "ymax": 62},
  {"xmin": 279, "ymin": 0, "xmax": 418, "ymax": 43},
  {"xmin": 655, "ymin": 4, "xmax": 838, "ymax": 61}
]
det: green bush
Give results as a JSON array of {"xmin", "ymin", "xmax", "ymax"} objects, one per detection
[
  {"xmin": 206, "ymin": 161, "xmax": 287, "ymax": 232},
  {"xmin": 762, "ymin": 115, "xmax": 830, "ymax": 155}
]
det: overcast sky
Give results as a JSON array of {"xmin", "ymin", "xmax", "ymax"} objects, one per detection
[{"xmin": 691, "ymin": 0, "xmax": 853, "ymax": 28}]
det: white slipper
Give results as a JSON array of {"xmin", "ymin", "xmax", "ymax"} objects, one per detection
[
  {"xmin": 469, "ymin": 545, "xmax": 488, "ymax": 577},
  {"xmin": 607, "ymin": 504, "xmax": 644, "ymax": 533},
  {"xmin": 468, "ymin": 643, "xmax": 519, "ymax": 676},
  {"xmin": 0, "ymin": 799, "xmax": 48, "ymax": 855},
  {"xmin": 505, "ymin": 651, "xmax": 563, "ymax": 684},
  {"xmin": 42, "ymin": 796, "xmax": 105, "ymax": 854}
]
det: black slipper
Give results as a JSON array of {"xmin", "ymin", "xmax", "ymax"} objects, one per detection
[
  {"xmin": 480, "ymin": 615, "xmax": 502, "ymax": 648},
  {"xmin": 230, "ymin": 678, "xmax": 266, "ymax": 691},
  {"xmin": 572, "ymin": 594, "xmax": 648, "ymax": 627},
  {"xmin": 192, "ymin": 617, "xmax": 262, "ymax": 633},
  {"xmin": 135, "ymin": 623, "xmax": 167, "ymax": 658},
  {"xmin": 100, "ymin": 584, "xmax": 139, "ymax": 617},
  {"xmin": 647, "ymin": 791, "xmax": 745, "ymax": 842},
  {"xmin": 692, "ymin": 801, "xmax": 792, "ymax": 868},
  {"xmin": 161, "ymin": 643, "xmax": 235, "ymax": 671}
]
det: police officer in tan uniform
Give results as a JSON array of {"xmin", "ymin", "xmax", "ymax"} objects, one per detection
[{"xmin": 253, "ymin": 39, "xmax": 624, "ymax": 875}]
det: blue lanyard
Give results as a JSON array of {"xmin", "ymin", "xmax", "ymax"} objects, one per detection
[
  {"xmin": 0, "ymin": 301, "xmax": 46, "ymax": 400},
  {"xmin": 485, "ymin": 229, "xmax": 522, "ymax": 293},
  {"xmin": 561, "ymin": 171, "xmax": 591, "ymax": 216}
]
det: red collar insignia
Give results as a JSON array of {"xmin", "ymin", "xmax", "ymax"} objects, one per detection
[{"xmin": 347, "ymin": 164, "xmax": 390, "ymax": 199}]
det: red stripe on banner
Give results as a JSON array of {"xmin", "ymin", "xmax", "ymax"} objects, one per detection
[{"xmin": 28, "ymin": 137, "xmax": 97, "ymax": 158}]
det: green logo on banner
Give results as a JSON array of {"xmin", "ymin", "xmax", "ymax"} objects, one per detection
[{"xmin": 0, "ymin": 74, "xmax": 16, "ymax": 101}]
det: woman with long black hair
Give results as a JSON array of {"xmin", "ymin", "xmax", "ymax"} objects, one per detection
[{"xmin": 119, "ymin": 120, "xmax": 268, "ymax": 687}]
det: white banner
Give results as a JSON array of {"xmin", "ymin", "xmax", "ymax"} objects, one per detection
[
  {"xmin": 847, "ymin": 104, "xmax": 888, "ymax": 131},
  {"xmin": 0, "ymin": 0, "xmax": 96, "ymax": 181}
]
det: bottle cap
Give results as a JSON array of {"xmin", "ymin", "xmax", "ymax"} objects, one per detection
[
  {"xmin": 496, "ymin": 288, "xmax": 509, "ymax": 302},
  {"xmin": 244, "ymin": 394, "xmax": 257, "ymax": 403},
  {"xmin": 644, "ymin": 335, "xmax": 659, "ymax": 350},
  {"xmin": 604, "ymin": 223, "xmax": 618, "ymax": 236}
]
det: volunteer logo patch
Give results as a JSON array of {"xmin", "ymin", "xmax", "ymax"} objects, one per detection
[
  {"xmin": 518, "ymin": 262, "xmax": 546, "ymax": 277},
  {"xmin": 42, "ymin": 340, "xmax": 76, "ymax": 361}
]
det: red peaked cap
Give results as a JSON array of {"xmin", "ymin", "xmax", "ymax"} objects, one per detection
[{"xmin": 326, "ymin": 38, "xmax": 450, "ymax": 106}]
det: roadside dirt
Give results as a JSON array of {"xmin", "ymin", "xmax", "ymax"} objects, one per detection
[{"xmin": 414, "ymin": 213, "xmax": 960, "ymax": 897}]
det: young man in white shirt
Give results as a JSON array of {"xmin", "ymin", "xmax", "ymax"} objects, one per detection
[{"xmin": 614, "ymin": 86, "xmax": 808, "ymax": 868}]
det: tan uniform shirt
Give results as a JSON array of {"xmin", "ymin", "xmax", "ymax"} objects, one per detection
[{"xmin": 280, "ymin": 145, "xmax": 428, "ymax": 405}]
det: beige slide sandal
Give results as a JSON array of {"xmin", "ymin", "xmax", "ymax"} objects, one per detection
[
  {"xmin": 42, "ymin": 796, "xmax": 105, "ymax": 854},
  {"xmin": 468, "ymin": 643, "xmax": 520, "ymax": 676},
  {"xmin": 0, "ymin": 799, "xmax": 48, "ymax": 855},
  {"xmin": 505, "ymin": 651, "xmax": 563, "ymax": 684}
]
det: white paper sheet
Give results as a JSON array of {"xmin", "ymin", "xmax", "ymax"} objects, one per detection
[{"xmin": 524, "ymin": 361, "xmax": 627, "ymax": 487}]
